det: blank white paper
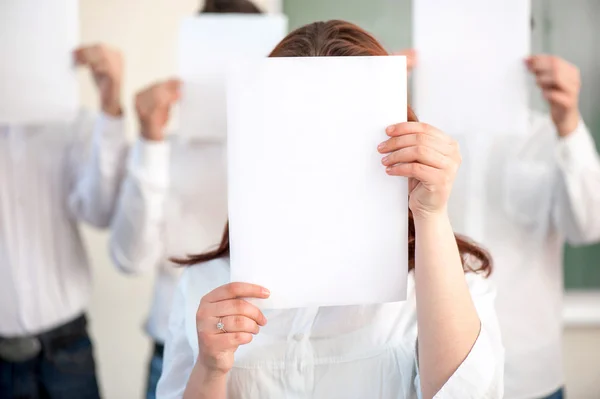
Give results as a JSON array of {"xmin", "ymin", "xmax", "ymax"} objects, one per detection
[
  {"xmin": 412, "ymin": 0, "xmax": 530, "ymax": 137},
  {"xmin": 178, "ymin": 15, "xmax": 288, "ymax": 141},
  {"xmin": 227, "ymin": 56, "xmax": 409, "ymax": 309},
  {"xmin": 0, "ymin": 0, "xmax": 79, "ymax": 125}
]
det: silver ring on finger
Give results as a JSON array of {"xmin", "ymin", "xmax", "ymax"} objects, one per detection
[{"xmin": 216, "ymin": 317, "xmax": 227, "ymax": 333}]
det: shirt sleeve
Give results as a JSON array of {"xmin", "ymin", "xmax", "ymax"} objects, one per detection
[
  {"xmin": 414, "ymin": 275, "xmax": 505, "ymax": 399},
  {"xmin": 67, "ymin": 111, "xmax": 128, "ymax": 228},
  {"xmin": 109, "ymin": 138, "xmax": 170, "ymax": 274},
  {"xmin": 551, "ymin": 121, "xmax": 600, "ymax": 245},
  {"xmin": 157, "ymin": 269, "xmax": 197, "ymax": 399}
]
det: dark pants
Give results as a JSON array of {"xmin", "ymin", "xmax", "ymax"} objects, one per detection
[
  {"xmin": 542, "ymin": 387, "xmax": 565, "ymax": 399},
  {"xmin": 145, "ymin": 342, "xmax": 164, "ymax": 399},
  {"xmin": 0, "ymin": 315, "xmax": 100, "ymax": 399}
]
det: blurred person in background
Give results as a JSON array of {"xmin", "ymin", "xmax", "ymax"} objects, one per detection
[
  {"xmin": 404, "ymin": 23, "xmax": 600, "ymax": 399},
  {"xmin": 108, "ymin": 1, "xmax": 261, "ymax": 398},
  {"xmin": 0, "ymin": 44, "xmax": 127, "ymax": 399}
]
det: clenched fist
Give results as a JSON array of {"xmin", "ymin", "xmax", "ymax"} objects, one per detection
[
  {"xmin": 135, "ymin": 79, "xmax": 182, "ymax": 141},
  {"xmin": 74, "ymin": 44, "xmax": 124, "ymax": 117}
]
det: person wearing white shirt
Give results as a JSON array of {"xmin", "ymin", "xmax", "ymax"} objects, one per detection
[
  {"xmin": 156, "ymin": 20, "xmax": 505, "ymax": 399},
  {"xmin": 486, "ymin": 55, "xmax": 600, "ymax": 399},
  {"xmin": 403, "ymin": 33, "xmax": 600, "ymax": 399},
  {"xmin": 110, "ymin": 78, "xmax": 229, "ymax": 399},
  {"xmin": 109, "ymin": 2, "xmax": 262, "ymax": 399},
  {"xmin": 0, "ymin": 44, "xmax": 127, "ymax": 399}
]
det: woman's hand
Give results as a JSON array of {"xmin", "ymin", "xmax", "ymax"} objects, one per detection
[
  {"xmin": 526, "ymin": 54, "xmax": 581, "ymax": 136},
  {"xmin": 135, "ymin": 79, "xmax": 181, "ymax": 141},
  {"xmin": 378, "ymin": 122, "xmax": 461, "ymax": 219},
  {"xmin": 195, "ymin": 282, "xmax": 270, "ymax": 375},
  {"xmin": 74, "ymin": 44, "xmax": 124, "ymax": 117}
]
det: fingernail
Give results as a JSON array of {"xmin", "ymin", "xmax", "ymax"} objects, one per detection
[
  {"xmin": 377, "ymin": 142, "xmax": 386, "ymax": 151},
  {"xmin": 386, "ymin": 125, "xmax": 395, "ymax": 134},
  {"xmin": 381, "ymin": 156, "xmax": 389, "ymax": 165},
  {"xmin": 386, "ymin": 166, "xmax": 393, "ymax": 173},
  {"xmin": 262, "ymin": 288, "xmax": 270, "ymax": 296}
]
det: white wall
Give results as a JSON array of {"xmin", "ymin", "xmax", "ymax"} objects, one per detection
[
  {"xmin": 77, "ymin": 1, "xmax": 600, "ymax": 398},
  {"xmin": 78, "ymin": 1, "xmax": 279, "ymax": 398}
]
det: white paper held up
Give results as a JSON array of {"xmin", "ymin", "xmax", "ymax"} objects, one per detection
[
  {"xmin": 178, "ymin": 15, "xmax": 288, "ymax": 141},
  {"xmin": 412, "ymin": 0, "xmax": 530, "ymax": 137},
  {"xmin": 227, "ymin": 56, "xmax": 409, "ymax": 309},
  {"xmin": 0, "ymin": 0, "xmax": 79, "ymax": 125}
]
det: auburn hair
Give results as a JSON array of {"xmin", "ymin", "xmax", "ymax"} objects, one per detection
[
  {"xmin": 174, "ymin": 20, "xmax": 492, "ymax": 276},
  {"xmin": 200, "ymin": 0, "xmax": 262, "ymax": 14}
]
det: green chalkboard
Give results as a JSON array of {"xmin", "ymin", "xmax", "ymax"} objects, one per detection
[{"xmin": 283, "ymin": 0, "xmax": 600, "ymax": 290}]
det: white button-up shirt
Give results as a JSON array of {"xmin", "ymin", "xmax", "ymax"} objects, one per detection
[
  {"xmin": 0, "ymin": 111, "xmax": 127, "ymax": 336},
  {"xmin": 157, "ymin": 258, "xmax": 505, "ymax": 399},
  {"xmin": 448, "ymin": 113, "xmax": 600, "ymax": 399},
  {"xmin": 109, "ymin": 137, "xmax": 228, "ymax": 343}
]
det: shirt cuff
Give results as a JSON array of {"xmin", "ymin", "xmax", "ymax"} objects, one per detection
[
  {"xmin": 94, "ymin": 112, "xmax": 125, "ymax": 141},
  {"xmin": 555, "ymin": 120, "xmax": 599, "ymax": 173},
  {"xmin": 128, "ymin": 138, "xmax": 171, "ymax": 190}
]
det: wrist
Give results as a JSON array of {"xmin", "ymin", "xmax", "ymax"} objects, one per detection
[
  {"xmin": 556, "ymin": 111, "xmax": 580, "ymax": 137},
  {"xmin": 411, "ymin": 207, "xmax": 449, "ymax": 223},
  {"xmin": 195, "ymin": 362, "xmax": 229, "ymax": 381},
  {"xmin": 102, "ymin": 101, "xmax": 123, "ymax": 117},
  {"xmin": 141, "ymin": 130, "xmax": 165, "ymax": 141}
]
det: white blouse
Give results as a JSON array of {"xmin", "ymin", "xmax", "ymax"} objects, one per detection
[{"xmin": 157, "ymin": 258, "xmax": 504, "ymax": 399}]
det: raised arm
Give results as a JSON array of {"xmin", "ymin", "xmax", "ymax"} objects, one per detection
[
  {"xmin": 527, "ymin": 55, "xmax": 600, "ymax": 245},
  {"xmin": 68, "ymin": 44, "xmax": 128, "ymax": 228},
  {"xmin": 109, "ymin": 80, "xmax": 181, "ymax": 274},
  {"xmin": 379, "ymin": 122, "xmax": 503, "ymax": 399}
]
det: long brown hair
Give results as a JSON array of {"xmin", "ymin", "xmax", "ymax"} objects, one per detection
[
  {"xmin": 174, "ymin": 20, "xmax": 492, "ymax": 276},
  {"xmin": 200, "ymin": 0, "xmax": 262, "ymax": 14}
]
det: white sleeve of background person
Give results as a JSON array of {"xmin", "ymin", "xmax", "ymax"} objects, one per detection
[
  {"xmin": 226, "ymin": 56, "xmax": 409, "ymax": 309},
  {"xmin": 178, "ymin": 15, "xmax": 288, "ymax": 142},
  {"xmin": 0, "ymin": 0, "xmax": 79, "ymax": 124},
  {"xmin": 412, "ymin": 0, "xmax": 530, "ymax": 137}
]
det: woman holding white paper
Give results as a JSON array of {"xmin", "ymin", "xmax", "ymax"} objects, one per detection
[{"xmin": 157, "ymin": 20, "xmax": 504, "ymax": 399}]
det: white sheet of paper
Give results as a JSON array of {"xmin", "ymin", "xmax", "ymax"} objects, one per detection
[
  {"xmin": 178, "ymin": 15, "xmax": 288, "ymax": 141},
  {"xmin": 412, "ymin": 0, "xmax": 530, "ymax": 137},
  {"xmin": 0, "ymin": 0, "xmax": 79, "ymax": 125},
  {"xmin": 227, "ymin": 56, "xmax": 409, "ymax": 309}
]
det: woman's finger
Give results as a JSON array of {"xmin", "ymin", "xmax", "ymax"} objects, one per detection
[
  {"xmin": 385, "ymin": 122, "xmax": 452, "ymax": 143},
  {"xmin": 203, "ymin": 282, "xmax": 270, "ymax": 303},
  {"xmin": 378, "ymin": 133, "xmax": 452, "ymax": 155},
  {"xmin": 386, "ymin": 162, "xmax": 441, "ymax": 184},
  {"xmin": 213, "ymin": 315, "xmax": 260, "ymax": 335},
  {"xmin": 212, "ymin": 332, "xmax": 254, "ymax": 351},
  {"xmin": 535, "ymin": 71, "xmax": 578, "ymax": 93},
  {"xmin": 382, "ymin": 145, "xmax": 450, "ymax": 170},
  {"xmin": 542, "ymin": 89, "xmax": 575, "ymax": 109},
  {"xmin": 212, "ymin": 298, "xmax": 267, "ymax": 326}
]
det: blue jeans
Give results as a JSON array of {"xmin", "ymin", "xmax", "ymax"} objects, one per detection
[
  {"xmin": 146, "ymin": 343, "xmax": 164, "ymax": 399},
  {"xmin": 0, "ymin": 325, "xmax": 100, "ymax": 399},
  {"xmin": 542, "ymin": 387, "xmax": 564, "ymax": 399}
]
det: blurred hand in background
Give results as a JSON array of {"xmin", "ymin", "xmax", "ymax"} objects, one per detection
[
  {"xmin": 75, "ymin": 44, "xmax": 124, "ymax": 117},
  {"xmin": 393, "ymin": 48, "xmax": 417, "ymax": 73},
  {"xmin": 526, "ymin": 54, "xmax": 581, "ymax": 136},
  {"xmin": 135, "ymin": 79, "xmax": 182, "ymax": 142}
]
